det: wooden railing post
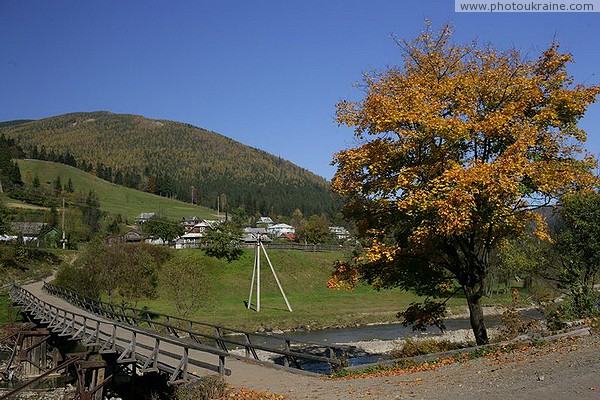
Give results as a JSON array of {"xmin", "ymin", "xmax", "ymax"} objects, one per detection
[{"xmin": 284, "ymin": 340, "xmax": 291, "ymax": 367}]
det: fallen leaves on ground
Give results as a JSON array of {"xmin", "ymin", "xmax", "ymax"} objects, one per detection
[
  {"xmin": 225, "ymin": 387, "xmax": 288, "ymax": 400},
  {"xmin": 330, "ymin": 336, "xmax": 584, "ymax": 380}
]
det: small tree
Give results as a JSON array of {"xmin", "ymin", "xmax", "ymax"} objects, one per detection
[
  {"xmin": 203, "ymin": 221, "xmax": 243, "ymax": 262},
  {"xmin": 553, "ymin": 192, "xmax": 600, "ymax": 317},
  {"xmin": 141, "ymin": 215, "xmax": 183, "ymax": 242},
  {"xmin": 116, "ymin": 245, "xmax": 158, "ymax": 306},
  {"xmin": 80, "ymin": 190, "xmax": 102, "ymax": 234},
  {"xmin": 52, "ymin": 176, "xmax": 62, "ymax": 195},
  {"xmin": 161, "ymin": 254, "xmax": 209, "ymax": 318},
  {"xmin": 54, "ymin": 263, "xmax": 102, "ymax": 299},
  {"xmin": 329, "ymin": 23, "xmax": 599, "ymax": 344},
  {"xmin": 0, "ymin": 200, "xmax": 11, "ymax": 235},
  {"xmin": 296, "ymin": 214, "xmax": 331, "ymax": 245}
]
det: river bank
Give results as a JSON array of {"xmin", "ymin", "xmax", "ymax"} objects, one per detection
[{"xmin": 228, "ymin": 305, "xmax": 543, "ymax": 371}]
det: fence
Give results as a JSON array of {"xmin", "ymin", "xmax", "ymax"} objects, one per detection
[{"xmin": 43, "ymin": 283, "xmax": 349, "ymax": 374}]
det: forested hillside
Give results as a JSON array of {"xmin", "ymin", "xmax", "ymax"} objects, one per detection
[{"xmin": 0, "ymin": 112, "xmax": 338, "ymax": 216}]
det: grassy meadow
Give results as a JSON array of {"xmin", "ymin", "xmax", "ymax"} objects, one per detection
[
  {"xmin": 0, "ymin": 245, "xmax": 524, "ymax": 331},
  {"xmin": 16, "ymin": 159, "xmax": 216, "ymax": 221},
  {"xmin": 137, "ymin": 249, "xmax": 502, "ymax": 332}
]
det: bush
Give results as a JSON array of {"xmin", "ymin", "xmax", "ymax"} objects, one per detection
[
  {"xmin": 496, "ymin": 307, "xmax": 543, "ymax": 340},
  {"xmin": 391, "ymin": 338, "xmax": 460, "ymax": 358},
  {"xmin": 0, "ymin": 244, "xmax": 60, "ymax": 286},
  {"xmin": 54, "ymin": 263, "xmax": 101, "ymax": 298},
  {"xmin": 174, "ymin": 375, "xmax": 226, "ymax": 400},
  {"xmin": 544, "ymin": 292, "xmax": 600, "ymax": 331}
]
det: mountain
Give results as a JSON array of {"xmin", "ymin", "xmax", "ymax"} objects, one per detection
[{"xmin": 0, "ymin": 112, "xmax": 338, "ymax": 216}]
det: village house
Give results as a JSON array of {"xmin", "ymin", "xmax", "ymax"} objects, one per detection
[
  {"xmin": 242, "ymin": 227, "xmax": 272, "ymax": 244},
  {"xmin": 123, "ymin": 229, "xmax": 144, "ymax": 242},
  {"xmin": 329, "ymin": 226, "xmax": 350, "ymax": 240},
  {"xmin": 174, "ymin": 219, "xmax": 218, "ymax": 249},
  {"xmin": 0, "ymin": 234, "xmax": 17, "ymax": 243},
  {"xmin": 256, "ymin": 216, "xmax": 275, "ymax": 227},
  {"xmin": 175, "ymin": 232, "xmax": 204, "ymax": 249},
  {"xmin": 180, "ymin": 216, "xmax": 201, "ymax": 232},
  {"xmin": 189, "ymin": 220, "xmax": 214, "ymax": 234},
  {"xmin": 280, "ymin": 232, "xmax": 296, "ymax": 242},
  {"xmin": 267, "ymin": 223, "xmax": 295, "ymax": 237},
  {"xmin": 243, "ymin": 227, "xmax": 268, "ymax": 235},
  {"xmin": 242, "ymin": 232, "xmax": 272, "ymax": 244},
  {"xmin": 105, "ymin": 229, "xmax": 144, "ymax": 245},
  {"xmin": 9, "ymin": 222, "xmax": 60, "ymax": 247}
]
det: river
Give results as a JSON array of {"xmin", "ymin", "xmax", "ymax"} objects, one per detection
[
  {"xmin": 249, "ymin": 309, "xmax": 544, "ymax": 373},
  {"xmin": 266, "ymin": 309, "xmax": 543, "ymax": 344}
]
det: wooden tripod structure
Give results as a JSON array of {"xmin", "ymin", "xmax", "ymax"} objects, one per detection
[{"xmin": 247, "ymin": 239, "xmax": 293, "ymax": 312}]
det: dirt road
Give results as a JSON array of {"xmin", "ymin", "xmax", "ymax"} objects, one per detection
[{"xmin": 232, "ymin": 333, "xmax": 600, "ymax": 399}]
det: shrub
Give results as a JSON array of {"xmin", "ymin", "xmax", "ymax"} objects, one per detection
[
  {"xmin": 391, "ymin": 338, "xmax": 460, "ymax": 358},
  {"xmin": 544, "ymin": 292, "xmax": 600, "ymax": 331},
  {"xmin": 496, "ymin": 307, "xmax": 543, "ymax": 340},
  {"xmin": 588, "ymin": 317, "xmax": 600, "ymax": 334},
  {"xmin": 174, "ymin": 375, "xmax": 226, "ymax": 400}
]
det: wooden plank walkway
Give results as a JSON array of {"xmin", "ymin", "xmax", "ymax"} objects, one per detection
[{"xmin": 16, "ymin": 280, "xmax": 324, "ymax": 393}]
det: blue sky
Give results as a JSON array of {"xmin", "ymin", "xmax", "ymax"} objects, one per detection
[{"xmin": 1, "ymin": 1, "xmax": 599, "ymax": 179}]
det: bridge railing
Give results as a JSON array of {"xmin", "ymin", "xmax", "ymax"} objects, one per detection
[
  {"xmin": 43, "ymin": 283, "xmax": 348, "ymax": 373},
  {"xmin": 9, "ymin": 284, "xmax": 230, "ymax": 382}
]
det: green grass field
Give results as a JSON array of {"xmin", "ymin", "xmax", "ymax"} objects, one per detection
[
  {"xmin": 0, "ymin": 245, "xmax": 524, "ymax": 331},
  {"xmin": 136, "ymin": 249, "xmax": 501, "ymax": 332},
  {"xmin": 17, "ymin": 159, "xmax": 216, "ymax": 221}
]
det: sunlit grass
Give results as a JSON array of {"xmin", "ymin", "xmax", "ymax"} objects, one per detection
[{"xmin": 17, "ymin": 159, "xmax": 216, "ymax": 221}]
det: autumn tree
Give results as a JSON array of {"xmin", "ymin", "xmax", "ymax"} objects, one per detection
[
  {"xmin": 329, "ymin": 23, "xmax": 599, "ymax": 344},
  {"xmin": 56, "ymin": 241, "xmax": 169, "ymax": 304},
  {"xmin": 115, "ymin": 245, "xmax": 159, "ymax": 306}
]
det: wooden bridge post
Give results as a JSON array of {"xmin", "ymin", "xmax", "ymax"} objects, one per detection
[
  {"xmin": 76, "ymin": 356, "xmax": 108, "ymax": 400},
  {"xmin": 16, "ymin": 329, "xmax": 53, "ymax": 378}
]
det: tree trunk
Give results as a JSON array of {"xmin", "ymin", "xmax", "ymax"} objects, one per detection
[{"xmin": 465, "ymin": 289, "xmax": 489, "ymax": 345}]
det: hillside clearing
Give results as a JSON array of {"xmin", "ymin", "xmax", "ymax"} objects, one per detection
[{"xmin": 17, "ymin": 159, "xmax": 216, "ymax": 221}]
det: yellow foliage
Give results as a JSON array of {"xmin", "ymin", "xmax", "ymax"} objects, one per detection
[{"xmin": 332, "ymin": 24, "xmax": 599, "ymax": 283}]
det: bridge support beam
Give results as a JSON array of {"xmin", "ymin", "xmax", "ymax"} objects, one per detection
[
  {"xmin": 76, "ymin": 356, "xmax": 108, "ymax": 400},
  {"xmin": 15, "ymin": 328, "xmax": 59, "ymax": 378}
]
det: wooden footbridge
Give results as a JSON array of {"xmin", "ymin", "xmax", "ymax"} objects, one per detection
[{"xmin": 2, "ymin": 280, "xmax": 349, "ymax": 398}]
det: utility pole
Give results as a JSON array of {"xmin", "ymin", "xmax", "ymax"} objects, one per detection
[
  {"xmin": 247, "ymin": 237, "xmax": 292, "ymax": 312},
  {"xmin": 61, "ymin": 197, "xmax": 66, "ymax": 249}
]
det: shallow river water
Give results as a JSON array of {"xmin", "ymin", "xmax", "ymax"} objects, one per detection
[{"xmin": 250, "ymin": 309, "xmax": 544, "ymax": 372}]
